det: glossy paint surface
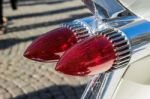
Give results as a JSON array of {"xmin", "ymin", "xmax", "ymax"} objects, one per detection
[
  {"xmin": 119, "ymin": 0, "xmax": 150, "ymax": 21},
  {"xmin": 56, "ymin": 35, "xmax": 116, "ymax": 76},
  {"xmin": 24, "ymin": 27, "xmax": 77, "ymax": 62}
]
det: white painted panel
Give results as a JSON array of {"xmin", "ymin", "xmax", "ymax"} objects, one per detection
[{"xmin": 119, "ymin": 0, "xmax": 150, "ymax": 21}]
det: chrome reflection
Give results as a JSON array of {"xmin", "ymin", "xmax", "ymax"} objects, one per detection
[{"xmin": 82, "ymin": 0, "xmax": 127, "ymax": 18}]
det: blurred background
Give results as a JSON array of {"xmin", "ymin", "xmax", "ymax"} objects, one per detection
[{"xmin": 0, "ymin": 0, "xmax": 92, "ymax": 99}]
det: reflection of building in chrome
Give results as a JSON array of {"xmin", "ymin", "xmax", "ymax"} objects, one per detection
[{"xmin": 131, "ymin": 32, "xmax": 150, "ymax": 45}]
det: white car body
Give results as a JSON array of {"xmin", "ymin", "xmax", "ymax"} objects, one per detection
[
  {"xmin": 114, "ymin": 55, "xmax": 150, "ymax": 99},
  {"xmin": 119, "ymin": 0, "xmax": 150, "ymax": 21}
]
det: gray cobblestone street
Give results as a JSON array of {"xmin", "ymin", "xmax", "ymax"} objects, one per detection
[{"xmin": 0, "ymin": 0, "xmax": 92, "ymax": 99}]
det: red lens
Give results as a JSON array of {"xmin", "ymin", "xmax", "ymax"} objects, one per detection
[
  {"xmin": 24, "ymin": 27, "xmax": 77, "ymax": 62},
  {"xmin": 56, "ymin": 35, "xmax": 116, "ymax": 76}
]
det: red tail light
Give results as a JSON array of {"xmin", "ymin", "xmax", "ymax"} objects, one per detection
[
  {"xmin": 24, "ymin": 27, "xmax": 77, "ymax": 62},
  {"xmin": 56, "ymin": 35, "xmax": 116, "ymax": 76}
]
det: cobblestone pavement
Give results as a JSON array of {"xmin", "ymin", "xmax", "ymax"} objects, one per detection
[{"xmin": 0, "ymin": 0, "xmax": 92, "ymax": 99}]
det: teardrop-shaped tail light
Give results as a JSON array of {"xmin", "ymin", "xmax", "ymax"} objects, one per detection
[
  {"xmin": 56, "ymin": 29, "xmax": 131, "ymax": 76},
  {"xmin": 24, "ymin": 22, "xmax": 90, "ymax": 62}
]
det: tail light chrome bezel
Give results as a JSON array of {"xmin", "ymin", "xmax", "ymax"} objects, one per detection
[
  {"xmin": 62, "ymin": 21, "xmax": 91, "ymax": 42},
  {"xmin": 96, "ymin": 28, "xmax": 131, "ymax": 69}
]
